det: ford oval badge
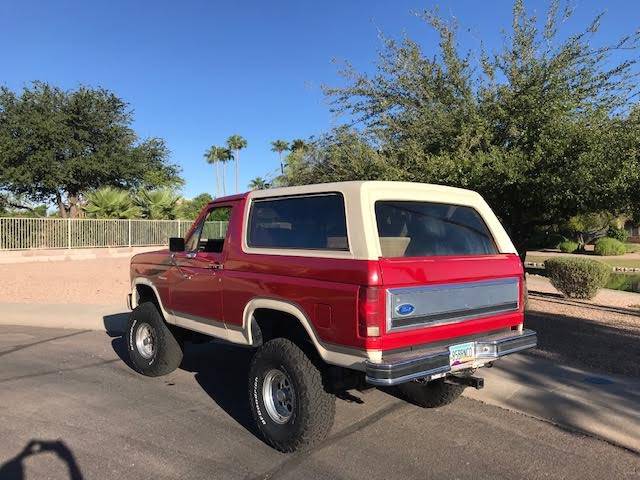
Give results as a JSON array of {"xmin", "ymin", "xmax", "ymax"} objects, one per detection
[{"xmin": 396, "ymin": 303, "xmax": 415, "ymax": 316}]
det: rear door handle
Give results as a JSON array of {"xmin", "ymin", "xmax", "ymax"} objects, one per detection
[{"xmin": 208, "ymin": 262, "xmax": 223, "ymax": 270}]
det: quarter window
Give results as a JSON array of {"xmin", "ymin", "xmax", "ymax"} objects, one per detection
[{"xmin": 248, "ymin": 194, "xmax": 349, "ymax": 250}]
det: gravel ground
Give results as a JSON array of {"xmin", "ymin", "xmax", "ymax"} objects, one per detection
[
  {"xmin": 0, "ymin": 257, "xmax": 130, "ymax": 305},
  {"xmin": 526, "ymin": 274, "xmax": 640, "ymax": 309},
  {"xmin": 526, "ymin": 301, "xmax": 640, "ymax": 377},
  {"xmin": 525, "ymin": 276, "xmax": 640, "ymax": 377}
]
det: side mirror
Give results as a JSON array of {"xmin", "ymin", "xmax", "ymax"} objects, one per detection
[{"xmin": 169, "ymin": 237, "xmax": 185, "ymax": 252}]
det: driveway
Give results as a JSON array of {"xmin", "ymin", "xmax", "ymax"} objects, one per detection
[{"xmin": 0, "ymin": 325, "xmax": 638, "ymax": 480}]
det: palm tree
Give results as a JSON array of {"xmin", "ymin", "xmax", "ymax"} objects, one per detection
[
  {"xmin": 271, "ymin": 140, "xmax": 289, "ymax": 174},
  {"xmin": 204, "ymin": 146, "xmax": 220, "ymax": 197},
  {"xmin": 248, "ymin": 177, "xmax": 268, "ymax": 190},
  {"xmin": 290, "ymin": 138, "xmax": 308, "ymax": 152},
  {"xmin": 227, "ymin": 134, "xmax": 247, "ymax": 193},
  {"xmin": 215, "ymin": 147, "xmax": 234, "ymax": 196},
  {"xmin": 135, "ymin": 189, "xmax": 180, "ymax": 219},
  {"xmin": 83, "ymin": 187, "xmax": 140, "ymax": 219}
]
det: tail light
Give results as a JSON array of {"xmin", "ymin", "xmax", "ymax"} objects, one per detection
[{"xmin": 358, "ymin": 287, "xmax": 382, "ymax": 337}]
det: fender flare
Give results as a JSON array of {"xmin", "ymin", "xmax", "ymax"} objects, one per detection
[
  {"xmin": 241, "ymin": 298, "xmax": 375, "ymax": 369},
  {"xmin": 130, "ymin": 278, "xmax": 175, "ymax": 324}
]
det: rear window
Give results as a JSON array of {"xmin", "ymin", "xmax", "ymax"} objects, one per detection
[
  {"xmin": 375, "ymin": 201, "xmax": 497, "ymax": 257},
  {"xmin": 248, "ymin": 194, "xmax": 349, "ymax": 250}
]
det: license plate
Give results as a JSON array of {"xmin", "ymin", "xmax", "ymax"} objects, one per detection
[{"xmin": 449, "ymin": 342, "xmax": 475, "ymax": 366}]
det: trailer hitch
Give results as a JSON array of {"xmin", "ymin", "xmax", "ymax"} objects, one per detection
[{"xmin": 445, "ymin": 374, "xmax": 484, "ymax": 390}]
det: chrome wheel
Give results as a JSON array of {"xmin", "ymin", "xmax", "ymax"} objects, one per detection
[
  {"xmin": 135, "ymin": 323, "xmax": 155, "ymax": 359},
  {"xmin": 262, "ymin": 369, "xmax": 295, "ymax": 424}
]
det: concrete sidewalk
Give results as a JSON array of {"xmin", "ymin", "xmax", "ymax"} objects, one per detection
[
  {"xmin": 1, "ymin": 302, "xmax": 638, "ymax": 453},
  {"xmin": 0, "ymin": 245, "xmax": 159, "ymax": 264},
  {"xmin": 465, "ymin": 354, "xmax": 640, "ymax": 452},
  {"xmin": 0, "ymin": 302, "xmax": 127, "ymax": 331}
]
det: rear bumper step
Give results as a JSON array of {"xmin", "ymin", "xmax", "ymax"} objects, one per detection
[{"xmin": 365, "ymin": 329, "xmax": 537, "ymax": 386}]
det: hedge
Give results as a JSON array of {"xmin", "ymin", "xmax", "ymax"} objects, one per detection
[
  {"xmin": 594, "ymin": 237, "xmax": 626, "ymax": 256},
  {"xmin": 544, "ymin": 257, "xmax": 610, "ymax": 299},
  {"xmin": 558, "ymin": 240, "xmax": 579, "ymax": 253}
]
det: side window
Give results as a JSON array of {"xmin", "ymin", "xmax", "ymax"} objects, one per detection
[
  {"xmin": 247, "ymin": 193, "xmax": 349, "ymax": 250},
  {"xmin": 185, "ymin": 206, "xmax": 232, "ymax": 253}
]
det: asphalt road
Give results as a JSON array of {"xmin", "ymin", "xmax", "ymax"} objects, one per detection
[{"xmin": 0, "ymin": 324, "xmax": 638, "ymax": 480}]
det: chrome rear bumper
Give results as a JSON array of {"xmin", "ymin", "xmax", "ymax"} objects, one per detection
[{"xmin": 365, "ymin": 329, "xmax": 537, "ymax": 386}]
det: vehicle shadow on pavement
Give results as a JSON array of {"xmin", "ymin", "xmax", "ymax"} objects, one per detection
[
  {"xmin": 104, "ymin": 317, "xmax": 263, "ymax": 442},
  {"xmin": 0, "ymin": 439, "xmax": 83, "ymax": 480},
  {"xmin": 479, "ymin": 352, "xmax": 640, "ymax": 452},
  {"xmin": 181, "ymin": 341, "xmax": 261, "ymax": 439},
  {"xmin": 102, "ymin": 313, "xmax": 129, "ymax": 337}
]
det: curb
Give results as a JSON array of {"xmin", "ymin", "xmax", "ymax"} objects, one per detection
[{"xmin": 0, "ymin": 246, "xmax": 160, "ymax": 264}]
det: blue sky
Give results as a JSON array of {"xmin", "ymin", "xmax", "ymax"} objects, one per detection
[{"xmin": 1, "ymin": 0, "xmax": 637, "ymax": 198}]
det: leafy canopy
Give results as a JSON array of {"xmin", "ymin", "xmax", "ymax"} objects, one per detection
[
  {"xmin": 285, "ymin": 1, "xmax": 640, "ymax": 252},
  {"xmin": 0, "ymin": 82, "xmax": 182, "ymax": 217},
  {"xmin": 270, "ymin": 140, "xmax": 289, "ymax": 154},
  {"xmin": 177, "ymin": 193, "xmax": 213, "ymax": 219},
  {"xmin": 226, "ymin": 134, "xmax": 247, "ymax": 151}
]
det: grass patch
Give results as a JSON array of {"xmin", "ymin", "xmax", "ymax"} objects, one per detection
[
  {"xmin": 527, "ymin": 253, "xmax": 640, "ymax": 269},
  {"xmin": 625, "ymin": 243, "xmax": 640, "ymax": 253}
]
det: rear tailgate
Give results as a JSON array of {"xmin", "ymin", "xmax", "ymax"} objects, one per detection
[{"xmin": 378, "ymin": 254, "xmax": 524, "ymax": 351}]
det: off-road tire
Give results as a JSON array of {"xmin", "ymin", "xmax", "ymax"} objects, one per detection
[
  {"xmin": 398, "ymin": 378, "xmax": 465, "ymax": 408},
  {"xmin": 126, "ymin": 302, "xmax": 183, "ymax": 377},
  {"xmin": 248, "ymin": 338, "xmax": 335, "ymax": 452}
]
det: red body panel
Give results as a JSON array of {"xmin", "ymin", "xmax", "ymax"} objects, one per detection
[{"xmin": 131, "ymin": 194, "xmax": 525, "ymax": 354}]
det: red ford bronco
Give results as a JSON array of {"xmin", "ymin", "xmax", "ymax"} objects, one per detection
[{"xmin": 125, "ymin": 181, "xmax": 536, "ymax": 452}]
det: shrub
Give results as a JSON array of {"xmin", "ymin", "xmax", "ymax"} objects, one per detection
[
  {"xmin": 558, "ymin": 240, "xmax": 579, "ymax": 253},
  {"xmin": 545, "ymin": 257, "xmax": 610, "ymax": 299},
  {"xmin": 594, "ymin": 237, "xmax": 626, "ymax": 256},
  {"xmin": 607, "ymin": 226, "xmax": 629, "ymax": 243}
]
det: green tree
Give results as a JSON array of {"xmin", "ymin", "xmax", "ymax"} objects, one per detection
[
  {"xmin": 308, "ymin": 1, "xmax": 640, "ymax": 254},
  {"xmin": 0, "ymin": 82, "xmax": 182, "ymax": 218},
  {"xmin": 248, "ymin": 177, "xmax": 268, "ymax": 190},
  {"xmin": 280, "ymin": 127, "xmax": 395, "ymax": 186},
  {"xmin": 226, "ymin": 134, "xmax": 247, "ymax": 193},
  {"xmin": 177, "ymin": 192, "xmax": 213, "ymax": 219},
  {"xmin": 566, "ymin": 212, "xmax": 616, "ymax": 248},
  {"xmin": 0, "ymin": 193, "xmax": 48, "ymax": 217},
  {"xmin": 83, "ymin": 187, "xmax": 140, "ymax": 219},
  {"xmin": 134, "ymin": 189, "xmax": 180, "ymax": 219},
  {"xmin": 271, "ymin": 140, "xmax": 290, "ymax": 174},
  {"xmin": 290, "ymin": 139, "xmax": 308, "ymax": 152}
]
